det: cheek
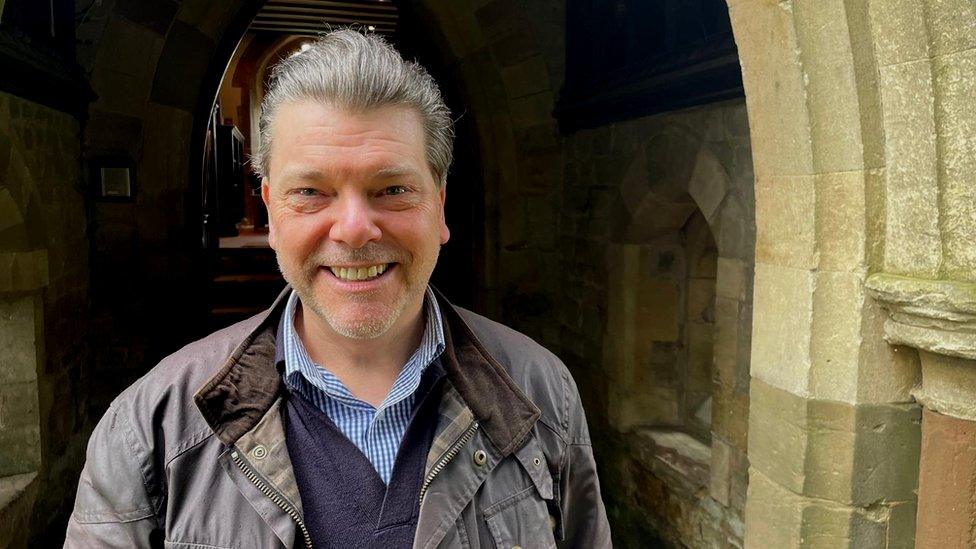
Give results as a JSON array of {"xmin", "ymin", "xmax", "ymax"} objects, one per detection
[{"xmin": 273, "ymin": 214, "xmax": 332, "ymax": 256}]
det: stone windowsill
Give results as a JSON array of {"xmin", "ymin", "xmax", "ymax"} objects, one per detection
[
  {"xmin": 0, "ymin": 472, "xmax": 39, "ymax": 546},
  {"xmin": 630, "ymin": 427, "xmax": 712, "ymax": 496},
  {"xmin": 866, "ymin": 273, "xmax": 976, "ymax": 360}
]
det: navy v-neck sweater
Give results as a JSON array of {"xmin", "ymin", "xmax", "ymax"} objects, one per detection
[{"xmin": 284, "ymin": 366, "xmax": 443, "ymax": 549}]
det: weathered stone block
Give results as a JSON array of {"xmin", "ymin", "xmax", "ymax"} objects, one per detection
[
  {"xmin": 637, "ymin": 279, "xmax": 679, "ymax": 343},
  {"xmin": 755, "ymin": 175, "xmax": 816, "ymax": 270},
  {"xmin": 748, "ymin": 380, "xmax": 809, "ymax": 494},
  {"xmin": 729, "ymin": 0, "xmax": 814, "ymax": 177},
  {"xmin": 814, "ymin": 171, "xmax": 867, "ymax": 271},
  {"xmin": 750, "ymin": 263, "xmax": 814, "ymax": 395},
  {"xmin": 924, "ymin": 0, "xmax": 976, "ymax": 56},
  {"xmin": 710, "ymin": 437, "xmax": 733, "ymax": 506},
  {"xmin": 0, "ymin": 296, "xmax": 39, "ymax": 385},
  {"xmin": 933, "ymin": 48, "xmax": 976, "ymax": 282},
  {"xmin": 0, "ymin": 423, "xmax": 40, "ymax": 477},
  {"xmin": 810, "ymin": 271, "xmax": 864, "ymax": 403},
  {"xmin": 744, "ymin": 468, "xmax": 803, "ymax": 548},
  {"xmin": 0, "ymin": 473, "xmax": 39, "ymax": 549},
  {"xmin": 687, "ymin": 149, "xmax": 729, "ymax": 223},
  {"xmin": 916, "ymin": 407, "xmax": 976, "ymax": 547},
  {"xmin": 793, "ymin": 0, "xmax": 867, "ymax": 174},
  {"xmin": 869, "ymin": 0, "xmax": 930, "ymax": 66},
  {"xmin": 879, "ymin": 59, "xmax": 941, "ymax": 277},
  {"xmin": 716, "ymin": 257, "xmax": 747, "ymax": 301}
]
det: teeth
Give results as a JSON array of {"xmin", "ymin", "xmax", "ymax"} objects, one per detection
[{"xmin": 329, "ymin": 263, "xmax": 389, "ymax": 281}]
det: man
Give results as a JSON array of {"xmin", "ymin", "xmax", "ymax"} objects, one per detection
[{"xmin": 66, "ymin": 29, "xmax": 611, "ymax": 548}]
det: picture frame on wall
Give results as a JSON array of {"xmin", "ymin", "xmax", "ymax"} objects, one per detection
[{"xmin": 92, "ymin": 157, "xmax": 136, "ymax": 201}]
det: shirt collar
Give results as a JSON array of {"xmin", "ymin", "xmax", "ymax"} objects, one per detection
[{"xmin": 278, "ymin": 287, "xmax": 446, "ymax": 409}]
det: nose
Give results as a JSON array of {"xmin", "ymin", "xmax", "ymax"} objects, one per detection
[{"xmin": 328, "ymin": 194, "xmax": 382, "ymax": 248}]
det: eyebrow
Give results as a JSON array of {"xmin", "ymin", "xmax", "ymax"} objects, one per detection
[
  {"xmin": 277, "ymin": 167, "xmax": 328, "ymax": 185},
  {"xmin": 372, "ymin": 166, "xmax": 420, "ymax": 179}
]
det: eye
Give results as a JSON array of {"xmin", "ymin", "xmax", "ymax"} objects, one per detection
[
  {"xmin": 381, "ymin": 185, "xmax": 408, "ymax": 196},
  {"xmin": 295, "ymin": 188, "xmax": 319, "ymax": 197}
]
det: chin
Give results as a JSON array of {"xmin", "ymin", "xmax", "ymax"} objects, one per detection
[{"xmin": 322, "ymin": 303, "xmax": 400, "ymax": 340}]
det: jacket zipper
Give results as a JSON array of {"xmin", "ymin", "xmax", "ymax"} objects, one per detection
[
  {"xmin": 419, "ymin": 420, "xmax": 480, "ymax": 505},
  {"xmin": 231, "ymin": 450, "xmax": 313, "ymax": 549}
]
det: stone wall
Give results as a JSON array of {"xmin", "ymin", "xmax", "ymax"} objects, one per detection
[
  {"xmin": 0, "ymin": 90, "xmax": 91, "ymax": 544},
  {"xmin": 559, "ymin": 98, "xmax": 755, "ymax": 548}
]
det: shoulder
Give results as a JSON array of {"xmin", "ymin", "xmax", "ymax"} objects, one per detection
[
  {"xmin": 104, "ymin": 314, "xmax": 268, "ymax": 459},
  {"xmin": 453, "ymin": 306, "xmax": 585, "ymax": 441}
]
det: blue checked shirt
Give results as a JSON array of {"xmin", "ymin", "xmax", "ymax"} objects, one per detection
[{"xmin": 281, "ymin": 287, "xmax": 445, "ymax": 485}]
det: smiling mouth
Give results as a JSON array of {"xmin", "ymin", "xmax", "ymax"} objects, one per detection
[{"xmin": 327, "ymin": 263, "xmax": 394, "ymax": 282}]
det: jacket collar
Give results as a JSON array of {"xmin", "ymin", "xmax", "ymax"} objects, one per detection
[{"xmin": 193, "ymin": 286, "xmax": 541, "ymax": 457}]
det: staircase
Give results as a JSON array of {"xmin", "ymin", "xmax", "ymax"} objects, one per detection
[{"xmin": 207, "ymin": 245, "xmax": 286, "ymax": 331}]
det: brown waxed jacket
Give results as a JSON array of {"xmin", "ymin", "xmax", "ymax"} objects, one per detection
[{"xmin": 64, "ymin": 288, "xmax": 612, "ymax": 548}]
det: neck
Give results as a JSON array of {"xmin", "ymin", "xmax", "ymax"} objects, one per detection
[{"xmin": 295, "ymin": 298, "xmax": 426, "ymax": 407}]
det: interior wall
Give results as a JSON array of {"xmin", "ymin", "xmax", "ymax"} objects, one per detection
[
  {"xmin": 562, "ymin": 98, "xmax": 755, "ymax": 548},
  {"xmin": 0, "ymin": 90, "xmax": 89, "ymax": 545}
]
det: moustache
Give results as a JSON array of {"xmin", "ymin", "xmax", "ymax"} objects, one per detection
[{"xmin": 306, "ymin": 245, "xmax": 404, "ymax": 267}]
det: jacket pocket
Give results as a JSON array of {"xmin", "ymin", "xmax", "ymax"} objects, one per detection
[
  {"xmin": 483, "ymin": 485, "xmax": 557, "ymax": 549},
  {"xmin": 483, "ymin": 438, "xmax": 558, "ymax": 549}
]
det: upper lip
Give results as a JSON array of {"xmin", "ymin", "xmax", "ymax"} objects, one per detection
[{"xmin": 324, "ymin": 262, "xmax": 394, "ymax": 268}]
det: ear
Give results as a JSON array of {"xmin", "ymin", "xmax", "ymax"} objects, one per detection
[
  {"xmin": 261, "ymin": 178, "xmax": 277, "ymax": 249},
  {"xmin": 438, "ymin": 184, "xmax": 450, "ymax": 245}
]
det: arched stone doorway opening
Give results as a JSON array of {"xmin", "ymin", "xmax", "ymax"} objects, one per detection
[{"xmin": 597, "ymin": 105, "xmax": 755, "ymax": 546}]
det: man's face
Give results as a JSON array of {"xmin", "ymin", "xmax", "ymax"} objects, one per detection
[{"xmin": 262, "ymin": 101, "xmax": 449, "ymax": 340}]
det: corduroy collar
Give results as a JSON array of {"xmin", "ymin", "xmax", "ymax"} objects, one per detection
[{"xmin": 194, "ymin": 286, "xmax": 541, "ymax": 457}]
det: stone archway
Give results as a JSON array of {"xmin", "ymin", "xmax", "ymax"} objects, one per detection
[
  {"xmin": 597, "ymin": 101, "xmax": 755, "ymax": 546},
  {"xmin": 726, "ymin": 0, "xmax": 976, "ymax": 545}
]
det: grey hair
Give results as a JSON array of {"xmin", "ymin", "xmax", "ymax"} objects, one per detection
[{"xmin": 254, "ymin": 29, "xmax": 454, "ymax": 187}]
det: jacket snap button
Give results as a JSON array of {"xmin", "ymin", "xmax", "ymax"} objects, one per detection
[
  {"xmin": 252, "ymin": 445, "xmax": 268, "ymax": 460},
  {"xmin": 512, "ymin": 546, "xmax": 522, "ymax": 549},
  {"xmin": 532, "ymin": 457, "xmax": 542, "ymax": 467},
  {"xmin": 473, "ymin": 450, "xmax": 487, "ymax": 466}
]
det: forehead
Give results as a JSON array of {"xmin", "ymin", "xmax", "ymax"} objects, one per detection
[{"xmin": 268, "ymin": 101, "xmax": 428, "ymax": 177}]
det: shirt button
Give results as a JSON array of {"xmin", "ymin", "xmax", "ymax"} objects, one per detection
[{"xmin": 473, "ymin": 450, "xmax": 487, "ymax": 466}]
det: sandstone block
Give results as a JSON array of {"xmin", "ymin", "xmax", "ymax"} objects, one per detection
[
  {"xmin": 810, "ymin": 271, "xmax": 865, "ymax": 403},
  {"xmin": 0, "ymin": 296, "xmax": 39, "ymax": 385},
  {"xmin": 755, "ymin": 175, "xmax": 816, "ymax": 270},
  {"xmin": 748, "ymin": 380, "xmax": 809, "ymax": 494},
  {"xmin": 814, "ymin": 171, "xmax": 867, "ymax": 272},
  {"xmin": 729, "ymin": 0, "xmax": 814, "ymax": 177},
  {"xmin": 933, "ymin": 49, "xmax": 976, "ymax": 282},
  {"xmin": 924, "ymin": 0, "xmax": 976, "ymax": 56},
  {"xmin": 916, "ymin": 407, "xmax": 976, "ymax": 547},
  {"xmin": 687, "ymin": 148, "xmax": 730, "ymax": 224},
  {"xmin": 879, "ymin": 58, "xmax": 941, "ymax": 276},
  {"xmin": 793, "ymin": 0, "xmax": 866, "ymax": 174},
  {"xmin": 716, "ymin": 257, "xmax": 747, "ymax": 301},
  {"xmin": 869, "ymin": 0, "xmax": 929, "ymax": 66},
  {"xmin": 709, "ymin": 437, "xmax": 733, "ymax": 505},
  {"xmin": 750, "ymin": 263, "xmax": 814, "ymax": 395}
]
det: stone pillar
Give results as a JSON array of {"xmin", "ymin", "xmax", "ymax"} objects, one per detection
[
  {"xmin": 867, "ymin": 274, "xmax": 976, "ymax": 547},
  {"xmin": 728, "ymin": 0, "xmax": 925, "ymax": 544}
]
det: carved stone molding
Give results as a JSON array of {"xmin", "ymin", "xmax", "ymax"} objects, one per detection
[{"xmin": 866, "ymin": 273, "xmax": 976, "ymax": 360}]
